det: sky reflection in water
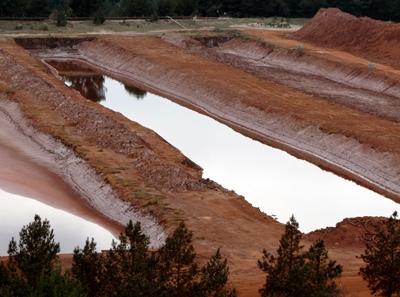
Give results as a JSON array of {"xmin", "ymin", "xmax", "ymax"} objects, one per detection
[
  {"xmin": 64, "ymin": 72, "xmax": 399, "ymax": 233},
  {"xmin": 0, "ymin": 190, "xmax": 116, "ymax": 255}
]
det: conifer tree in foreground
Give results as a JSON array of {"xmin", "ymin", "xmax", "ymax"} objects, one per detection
[
  {"xmin": 7, "ymin": 214, "xmax": 61, "ymax": 288},
  {"xmin": 158, "ymin": 221, "xmax": 236, "ymax": 297},
  {"xmin": 72, "ymin": 220, "xmax": 162, "ymax": 297},
  {"xmin": 360, "ymin": 211, "xmax": 400, "ymax": 297},
  {"xmin": 258, "ymin": 215, "xmax": 342, "ymax": 297},
  {"xmin": 196, "ymin": 248, "xmax": 237, "ymax": 297},
  {"xmin": 3, "ymin": 214, "xmax": 85, "ymax": 297},
  {"xmin": 72, "ymin": 238, "xmax": 104, "ymax": 297},
  {"xmin": 1, "ymin": 216, "xmax": 235, "ymax": 296},
  {"xmin": 304, "ymin": 239, "xmax": 343, "ymax": 296},
  {"xmin": 258, "ymin": 215, "xmax": 306, "ymax": 296},
  {"xmin": 102, "ymin": 220, "xmax": 162, "ymax": 296},
  {"xmin": 158, "ymin": 221, "xmax": 199, "ymax": 296}
]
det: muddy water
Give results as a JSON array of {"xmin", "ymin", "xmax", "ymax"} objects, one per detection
[
  {"xmin": 0, "ymin": 110, "xmax": 118, "ymax": 256},
  {"xmin": 58, "ymin": 66, "xmax": 399, "ymax": 233},
  {"xmin": 0, "ymin": 191, "xmax": 116, "ymax": 255}
]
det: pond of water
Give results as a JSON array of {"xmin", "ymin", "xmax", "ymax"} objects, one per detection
[
  {"xmin": 0, "ymin": 85, "xmax": 118, "ymax": 255},
  {"xmin": 58, "ymin": 65, "xmax": 399, "ymax": 233},
  {"xmin": 0, "ymin": 191, "xmax": 116, "ymax": 255}
]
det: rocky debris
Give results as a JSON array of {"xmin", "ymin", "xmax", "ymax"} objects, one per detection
[
  {"xmin": 0, "ymin": 96, "xmax": 166, "ymax": 248},
  {"xmin": 193, "ymin": 36, "xmax": 234, "ymax": 48},
  {"xmin": 0, "ymin": 46, "xmax": 205, "ymax": 193}
]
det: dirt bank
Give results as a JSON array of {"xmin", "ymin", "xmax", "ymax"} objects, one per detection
[
  {"xmin": 292, "ymin": 8, "xmax": 400, "ymax": 68},
  {"xmin": 0, "ymin": 95, "xmax": 166, "ymax": 247},
  {"xmin": 0, "ymin": 37, "xmax": 286, "ymax": 295},
  {"xmin": 0, "ymin": 98, "xmax": 122, "ymax": 238},
  {"xmin": 159, "ymin": 33, "xmax": 400, "ymax": 202},
  {"xmin": 36, "ymin": 35, "xmax": 400, "ymax": 206},
  {"xmin": 2, "ymin": 11, "xmax": 400, "ymax": 294}
]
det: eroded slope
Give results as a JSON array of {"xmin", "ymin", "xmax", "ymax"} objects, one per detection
[
  {"xmin": 0, "ymin": 38, "xmax": 285, "ymax": 296},
  {"xmin": 3, "ymin": 12, "xmax": 400, "ymax": 294},
  {"xmin": 72, "ymin": 35, "xmax": 400, "ymax": 204},
  {"xmin": 292, "ymin": 8, "xmax": 400, "ymax": 67}
]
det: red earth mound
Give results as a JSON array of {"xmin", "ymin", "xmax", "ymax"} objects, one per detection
[{"xmin": 292, "ymin": 8, "xmax": 400, "ymax": 67}]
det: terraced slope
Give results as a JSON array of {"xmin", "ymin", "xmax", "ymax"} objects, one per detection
[{"xmin": 2, "ymin": 9, "xmax": 400, "ymax": 295}]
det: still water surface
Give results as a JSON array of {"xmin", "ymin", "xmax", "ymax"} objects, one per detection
[
  {"xmin": 61, "ymin": 70, "xmax": 399, "ymax": 233},
  {"xmin": 0, "ymin": 77, "xmax": 118, "ymax": 255},
  {"xmin": 0, "ymin": 191, "xmax": 116, "ymax": 255}
]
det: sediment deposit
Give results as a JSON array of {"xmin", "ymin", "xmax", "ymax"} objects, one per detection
[{"xmin": 1, "ymin": 8, "xmax": 400, "ymax": 295}]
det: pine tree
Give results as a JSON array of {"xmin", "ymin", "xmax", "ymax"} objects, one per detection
[
  {"xmin": 159, "ymin": 221, "xmax": 199, "ymax": 297},
  {"xmin": 7, "ymin": 214, "xmax": 60, "ymax": 289},
  {"xmin": 72, "ymin": 238, "xmax": 104, "ymax": 297},
  {"xmin": 258, "ymin": 215, "xmax": 342, "ymax": 297},
  {"xmin": 73, "ymin": 219, "xmax": 238, "ymax": 297},
  {"xmin": 0, "ymin": 261, "xmax": 29, "ymax": 297},
  {"xmin": 197, "ymin": 248, "xmax": 237, "ymax": 297},
  {"xmin": 258, "ymin": 215, "xmax": 306, "ymax": 297},
  {"xmin": 32, "ymin": 265, "xmax": 87, "ymax": 297},
  {"xmin": 102, "ymin": 220, "xmax": 162, "ymax": 296},
  {"xmin": 304, "ymin": 239, "xmax": 343, "ymax": 296},
  {"xmin": 360, "ymin": 211, "xmax": 400, "ymax": 297}
]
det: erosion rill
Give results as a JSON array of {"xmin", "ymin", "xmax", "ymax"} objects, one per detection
[
  {"xmin": 36, "ymin": 35, "xmax": 400, "ymax": 202},
  {"xmin": 3, "ymin": 24, "xmax": 400, "ymax": 296},
  {"xmin": 1, "ymin": 36, "xmax": 285, "ymax": 296}
]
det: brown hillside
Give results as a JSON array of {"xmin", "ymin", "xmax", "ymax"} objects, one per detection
[
  {"xmin": 292, "ymin": 8, "xmax": 400, "ymax": 67},
  {"xmin": 3, "ymin": 12, "xmax": 400, "ymax": 295}
]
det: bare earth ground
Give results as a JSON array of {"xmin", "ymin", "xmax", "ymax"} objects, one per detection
[{"xmin": 1, "ymin": 9, "xmax": 400, "ymax": 296}]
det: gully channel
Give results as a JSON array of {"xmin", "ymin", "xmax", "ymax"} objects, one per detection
[{"xmin": 55, "ymin": 59, "xmax": 399, "ymax": 233}]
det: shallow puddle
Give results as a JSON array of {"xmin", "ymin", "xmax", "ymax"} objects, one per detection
[{"xmin": 55, "ymin": 61, "xmax": 399, "ymax": 233}]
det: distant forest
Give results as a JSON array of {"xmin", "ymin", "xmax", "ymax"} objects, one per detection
[{"xmin": 1, "ymin": 0, "xmax": 399, "ymax": 22}]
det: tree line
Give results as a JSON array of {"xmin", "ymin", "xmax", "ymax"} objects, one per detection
[
  {"xmin": 0, "ymin": 215, "xmax": 236, "ymax": 297},
  {"xmin": 1, "ymin": 0, "xmax": 400, "ymax": 22},
  {"xmin": 0, "ymin": 212, "xmax": 399, "ymax": 296}
]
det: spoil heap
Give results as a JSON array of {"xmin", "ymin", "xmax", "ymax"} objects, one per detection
[{"xmin": 292, "ymin": 8, "xmax": 400, "ymax": 67}]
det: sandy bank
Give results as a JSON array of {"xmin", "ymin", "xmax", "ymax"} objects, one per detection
[
  {"xmin": 62, "ymin": 36, "xmax": 400, "ymax": 205},
  {"xmin": 3, "ymin": 25, "xmax": 399, "ymax": 294},
  {"xmin": 0, "ymin": 95, "xmax": 166, "ymax": 248},
  {"xmin": 1, "ymin": 37, "xmax": 289, "ymax": 296}
]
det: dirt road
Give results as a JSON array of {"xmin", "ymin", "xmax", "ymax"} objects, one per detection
[{"xmin": 1, "ymin": 9, "xmax": 400, "ymax": 296}]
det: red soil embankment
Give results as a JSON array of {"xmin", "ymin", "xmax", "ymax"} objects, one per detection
[
  {"xmin": 0, "ymin": 37, "xmax": 286, "ymax": 296},
  {"xmin": 292, "ymin": 8, "xmax": 400, "ymax": 67},
  {"xmin": 5, "ymin": 10, "xmax": 400, "ymax": 293},
  {"xmin": 161, "ymin": 33, "xmax": 400, "ymax": 204}
]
